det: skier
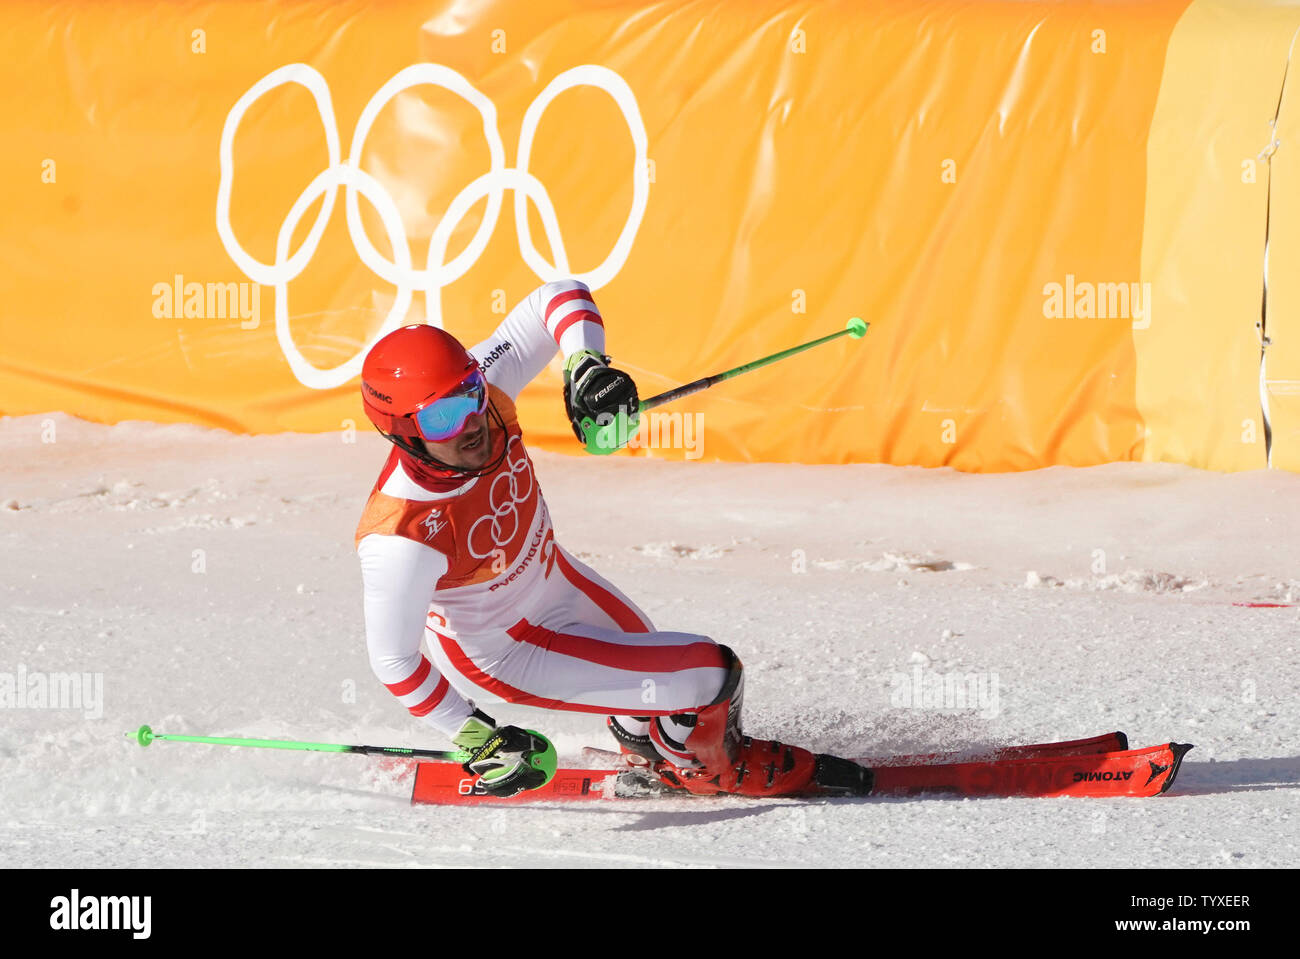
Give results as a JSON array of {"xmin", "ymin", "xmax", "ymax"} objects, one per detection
[{"xmin": 356, "ymin": 280, "xmax": 870, "ymax": 798}]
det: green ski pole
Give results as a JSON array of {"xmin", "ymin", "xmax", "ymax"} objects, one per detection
[
  {"xmin": 579, "ymin": 316, "xmax": 869, "ymax": 455},
  {"xmin": 126, "ymin": 723, "xmax": 470, "ymax": 761}
]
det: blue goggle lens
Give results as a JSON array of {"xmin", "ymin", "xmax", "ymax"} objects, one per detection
[{"xmin": 413, "ymin": 371, "xmax": 488, "ymax": 442}]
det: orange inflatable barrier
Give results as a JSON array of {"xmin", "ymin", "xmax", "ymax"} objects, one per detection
[{"xmin": 2, "ymin": 1, "xmax": 1298, "ymax": 470}]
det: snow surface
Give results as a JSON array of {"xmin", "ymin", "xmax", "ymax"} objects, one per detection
[{"xmin": 2, "ymin": 412, "xmax": 1297, "ymax": 868}]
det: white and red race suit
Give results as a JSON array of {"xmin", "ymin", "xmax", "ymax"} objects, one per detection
[{"xmin": 356, "ymin": 280, "xmax": 727, "ymax": 760}]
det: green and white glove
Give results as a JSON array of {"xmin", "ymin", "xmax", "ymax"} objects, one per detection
[{"xmin": 452, "ymin": 710, "xmax": 557, "ymax": 798}]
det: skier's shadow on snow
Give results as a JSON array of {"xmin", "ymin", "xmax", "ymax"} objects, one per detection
[
  {"xmin": 1169, "ymin": 757, "xmax": 1300, "ymax": 795},
  {"xmin": 579, "ymin": 806, "xmax": 784, "ymax": 831}
]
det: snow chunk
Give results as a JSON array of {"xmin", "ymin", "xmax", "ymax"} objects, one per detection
[
  {"xmin": 860, "ymin": 552, "xmax": 973, "ymax": 573},
  {"xmin": 632, "ymin": 542, "xmax": 730, "ymax": 560},
  {"xmin": 1024, "ymin": 569, "xmax": 1206, "ymax": 593}
]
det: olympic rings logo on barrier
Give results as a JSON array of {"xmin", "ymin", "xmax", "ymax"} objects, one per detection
[
  {"xmin": 217, "ymin": 63, "xmax": 649, "ymax": 390},
  {"xmin": 467, "ymin": 434, "xmax": 535, "ymax": 559}
]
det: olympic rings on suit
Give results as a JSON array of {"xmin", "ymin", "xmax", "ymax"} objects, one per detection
[{"xmin": 466, "ymin": 434, "xmax": 536, "ymax": 559}]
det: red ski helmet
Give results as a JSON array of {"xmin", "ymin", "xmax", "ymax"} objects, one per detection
[{"xmin": 361, "ymin": 325, "xmax": 499, "ymax": 471}]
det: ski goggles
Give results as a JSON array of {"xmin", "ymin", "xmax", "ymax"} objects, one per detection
[{"xmin": 411, "ymin": 368, "xmax": 489, "ymax": 442}]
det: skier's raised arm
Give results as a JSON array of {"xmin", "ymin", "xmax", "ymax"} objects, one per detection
[
  {"xmin": 468, "ymin": 279, "xmax": 606, "ymax": 399},
  {"xmin": 468, "ymin": 279, "xmax": 639, "ymax": 441}
]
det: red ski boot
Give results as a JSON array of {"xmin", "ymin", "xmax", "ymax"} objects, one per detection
[
  {"xmin": 659, "ymin": 738, "xmax": 874, "ymax": 797},
  {"xmin": 661, "ymin": 735, "xmax": 818, "ymax": 796},
  {"xmin": 647, "ymin": 647, "xmax": 805, "ymax": 796}
]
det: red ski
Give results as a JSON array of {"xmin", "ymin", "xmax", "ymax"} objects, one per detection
[
  {"xmin": 870, "ymin": 742, "xmax": 1193, "ymax": 798},
  {"xmin": 864, "ymin": 730, "xmax": 1128, "ymax": 767},
  {"xmin": 409, "ymin": 732, "xmax": 1190, "ymax": 805}
]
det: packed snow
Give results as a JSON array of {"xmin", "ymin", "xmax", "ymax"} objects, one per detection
[{"xmin": 2, "ymin": 412, "xmax": 1297, "ymax": 867}]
